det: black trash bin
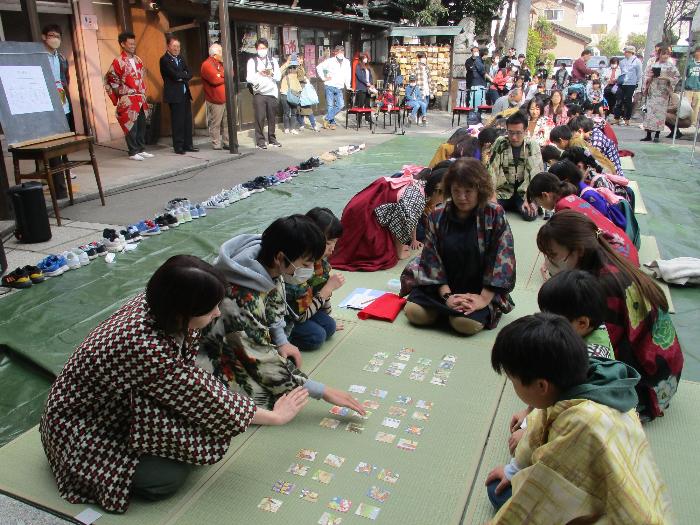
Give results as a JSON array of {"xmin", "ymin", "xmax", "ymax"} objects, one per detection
[{"xmin": 8, "ymin": 182, "xmax": 52, "ymax": 243}]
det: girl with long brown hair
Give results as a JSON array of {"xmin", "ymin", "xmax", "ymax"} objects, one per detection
[{"xmin": 536, "ymin": 210, "xmax": 683, "ymax": 420}]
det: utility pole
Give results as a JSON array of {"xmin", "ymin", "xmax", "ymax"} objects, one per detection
[
  {"xmin": 513, "ymin": 0, "xmax": 531, "ymax": 55},
  {"xmin": 218, "ymin": 0, "xmax": 239, "ymax": 154},
  {"xmin": 643, "ymin": 0, "xmax": 667, "ymax": 69}
]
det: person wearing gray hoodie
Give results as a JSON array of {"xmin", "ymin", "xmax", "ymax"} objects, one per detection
[{"xmin": 198, "ymin": 215, "xmax": 364, "ymax": 415}]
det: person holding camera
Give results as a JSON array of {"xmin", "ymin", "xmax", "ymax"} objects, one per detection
[
  {"xmin": 246, "ymin": 38, "xmax": 281, "ymax": 149},
  {"xmin": 641, "ymin": 45, "xmax": 679, "ymax": 143}
]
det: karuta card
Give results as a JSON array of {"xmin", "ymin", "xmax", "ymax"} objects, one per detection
[
  {"xmin": 353, "ymin": 409, "xmax": 372, "ymax": 420},
  {"xmin": 416, "ymin": 357, "xmax": 432, "ymax": 365},
  {"xmin": 320, "ymin": 418, "xmax": 341, "ymax": 429},
  {"xmin": 368, "ymin": 358, "xmax": 385, "ymax": 366},
  {"xmin": 370, "ymin": 389, "xmax": 388, "ymax": 399},
  {"xmin": 430, "ymin": 376, "xmax": 448, "ymax": 386},
  {"xmin": 318, "ymin": 512, "xmax": 343, "ymax": 525},
  {"xmin": 388, "ymin": 406, "xmax": 407, "ymax": 417},
  {"xmin": 367, "ymin": 485, "xmax": 391, "ymax": 503},
  {"xmin": 300, "ymin": 488, "xmax": 319, "ymax": 502},
  {"xmin": 362, "ymin": 399, "xmax": 380, "ymax": 410},
  {"xmin": 388, "ymin": 362, "xmax": 406, "ymax": 370},
  {"xmin": 258, "ymin": 497, "xmax": 282, "ymax": 513},
  {"xmin": 354, "ymin": 462, "xmax": 376, "ymax": 475},
  {"xmin": 373, "ymin": 351, "xmax": 389, "ymax": 359},
  {"xmin": 395, "ymin": 353, "xmax": 411, "ymax": 361},
  {"xmin": 396, "ymin": 438, "xmax": 418, "ymax": 451},
  {"xmin": 400, "ymin": 346, "xmax": 415, "ymax": 354},
  {"xmin": 297, "ymin": 448, "xmax": 318, "ymax": 461},
  {"xmin": 395, "ymin": 395, "xmax": 413, "ymax": 405},
  {"xmin": 355, "ymin": 503, "xmax": 381, "ymax": 520},
  {"xmin": 381, "ymin": 417, "xmax": 401, "ymax": 429},
  {"xmin": 345, "ymin": 422, "xmax": 365, "ymax": 433},
  {"xmin": 272, "ymin": 480, "xmax": 295, "ymax": 495},
  {"xmin": 377, "ymin": 469, "xmax": 399, "ymax": 484},
  {"xmin": 384, "ymin": 368, "xmax": 402, "ymax": 377},
  {"xmin": 412, "ymin": 411, "xmax": 430, "ymax": 421},
  {"xmin": 330, "ymin": 405, "xmax": 351, "ymax": 417},
  {"xmin": 374, "ymin": 431, "xmax": 396, "ymax": 444},
  {"xmin": 416, "ymin": 400, "xmax": 433, "ymax": 410},
  {"xmin": 324, "ymin": 454, "xmax": 346, "ymax": 468},
  {"xmin": 409, "ymin": 372, "xmax": 426, "ymax": 381},
  {"xmin": 439, "ymin": 360, "xmax": 455, "ymax": 370},
  {"xmin": 433, "ymin": 369, "xmax": 451, "ymax": 378},
  {"xmin": 288, "ymin": 463, "xmax": 309, "ymax": 476},
  {"xmin": 349, "ymin": 384, "xmax": 367, "ymax": 393},
  {"xmin": 312, "ymin": 469, "xmax": 334, "ymax": 484},
  {"xmin": 405, "ymin": 425, "xmax": 423, "ymax": 435},
  {"xmin": 327, "ymin": 496, "xmax": 352, "ymax": 513},
  {"xmin": 363, "ymin": 364, "xmax": 380, "ymax": 373},
  {"xmin": 442, "ymin": 353, "xmax": 457, "ymax": 363}
]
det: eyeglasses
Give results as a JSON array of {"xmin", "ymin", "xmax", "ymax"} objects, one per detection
[{"xmin": 506, "ymin": 130, "xmax": 524, "ymax": 136}]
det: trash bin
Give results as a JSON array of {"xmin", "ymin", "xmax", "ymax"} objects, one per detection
[{"xmin": 8, "ymin": 182, "xmax": 52, "ymax": 243}]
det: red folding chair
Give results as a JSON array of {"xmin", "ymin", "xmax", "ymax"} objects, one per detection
[
  {"xmin": 452, "ymin": 88, "xmax": 473, "ymax": 127},
  {"xmin": 345, "ymin": 107, "xmax": 374, "ymax": 131}
]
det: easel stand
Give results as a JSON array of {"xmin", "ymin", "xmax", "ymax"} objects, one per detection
[{"xmin": 9, "ymin": 134, "xmax": 105, "ymax": 226}]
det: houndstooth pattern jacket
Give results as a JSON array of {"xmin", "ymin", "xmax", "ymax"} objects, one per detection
[{"xmin": 39, "ymin": 293, "xmax": 256, "ymax": 513}]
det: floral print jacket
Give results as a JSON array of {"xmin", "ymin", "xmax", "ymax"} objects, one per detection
[{"xmin": 411, "ymin": 203, "xmax": 516, "ymax": 328}]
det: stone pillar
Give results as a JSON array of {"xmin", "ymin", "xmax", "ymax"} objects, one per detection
[
  {"xmin": 643, "ymin": 0, "xmax": 667, "ymax": 70},
  {"xmin": 513, "ymin": 0, "xmax": 532, "ymax": 55},
  {"xmin": 451, "ymin": 17, "xmax": 475, "ymax": 110}
]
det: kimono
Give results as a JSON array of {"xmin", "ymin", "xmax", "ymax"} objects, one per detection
[
  {"xmin": 104, "ymin": 51, "xmax": 149, "ymax": 134},
  {"xmin": 284, "ymin": 258, "xmax": 332, "ymax": 327},
  {"xmin": 599, "ymin": 264, "xmax": 684, "ymax": 420},
  {"xmin": 40, "ymin": 294, "xmax": 256, "ymax": 513},
  {"xmin": 643, "ymin": 59, "xmax": 680, "ymax": 132},
  {"xmin": 494, "ymin": 398, "xmax": 673, "ymax": 524},
  {"xmin": 527, "ymin": 115, "xmax": 554, "ymax": 146},
  {"xmin": 589, "ymin": 127, "xmax": 623, "ymax": 177},
  {"xmin": 488, "ymin": 135, "xmax": 544, "ymax": 200},
  {"xmin": 403, "ymin": 203, "xmax": 516, "ymax": 329},
  {"xmin": 199, "ymin": 280, "xmax": 311, "ymax": 410}
]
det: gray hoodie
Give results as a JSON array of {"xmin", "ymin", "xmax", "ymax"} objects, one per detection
[{"xmin": 214, "ymin": 234, "xmax": 325, "ymax": 399}]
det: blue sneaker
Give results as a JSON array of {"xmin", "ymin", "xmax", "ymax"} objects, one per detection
[
  {"xmin": 195, "ymin": 203, "xmax": 207, "ymax": 217},
  {"xmin": 135, "ymin": 220, "xmax": 160, "ymax": 236},
  {"xmin": 189, "ymin": 205, "xmax": 200, "ymax": 219},
  {"xmin": 37, "ymin": 254, "xmax": 68, "ymax": 277}
]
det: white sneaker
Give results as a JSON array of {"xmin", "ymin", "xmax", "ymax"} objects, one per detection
[
  {"xmin": 283, "ymin": 129, "xmax": 290, "ymax": 134},
  {"xmin": 203, "ymin": 197, "xmax": 225, "ymax": 209},
  {"xmin": 129, "ymin": 154, "xmax": 144, "ymax": 161},
  {"xmin": 139, "ymin": 151, "xmax": 154, "ymax": 158},
  {"xmin": 74, "ymin": 249, "xmax": 90, "ymax": 266},
  {"xmin": 62, "ymin": 251, "xmax": 82, "ymax": 270},
  {"xmin": 291, "ymin": 129, "xmax": 299, "ymax": 135}
]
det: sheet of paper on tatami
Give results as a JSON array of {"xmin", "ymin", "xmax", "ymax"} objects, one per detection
[{"xmin": 0, "ymin": 152, "xmax": 693, "ymax": 524}]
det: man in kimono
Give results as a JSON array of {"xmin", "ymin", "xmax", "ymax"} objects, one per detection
[
  {"xmin": 486, "ymin": 313, "xmax": 673, "ymax": 524},
  {"xmin": 104, "ymin": 32, "xmax": 154, "ymax": 161}
]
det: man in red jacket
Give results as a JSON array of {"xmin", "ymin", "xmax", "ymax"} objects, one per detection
[
  {"xmin": 571, "ymin": 49, "xmax": 593, "ymax": 83},
  {"xmin": 200, "ymin": 43, "xmax": 229, "ymax": 149}
]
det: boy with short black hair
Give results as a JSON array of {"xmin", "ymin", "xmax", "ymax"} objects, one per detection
[{"xmin": 485, "ymin": 313, "xmax": 673, "ymax": 524}]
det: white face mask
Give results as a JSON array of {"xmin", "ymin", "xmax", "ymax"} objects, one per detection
[
  {"xmin": 46, "ymin": 37, "xmax": 61, "ymax": 50},
  {"xmin": 337, "ymin": 53, "xmax": 345, "ymax": 60},
  {"xmin": 473, "ymin": 52, "xmax": 479, "ymax": 58},
  {"xmin": 283, "ymin": 257, "xmax": 314, "ymax": 284},
  {"xmin": 257, "ymin": 48, "xmax": 268, "ymax": 58}
]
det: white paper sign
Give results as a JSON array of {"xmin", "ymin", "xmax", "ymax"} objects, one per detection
[{"xmin": 0, "ymin": 65, "xmax": 54, "ymax": 115}]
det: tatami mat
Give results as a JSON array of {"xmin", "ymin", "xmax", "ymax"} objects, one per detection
[
  {"xmin": 620, "ymin": 155, "xmax": 636, "ymax": 171},
  {"xmin": 638, "ymin": 235, "xmax": 675, "ymax": 313},
  {"xmin": 628, "ymin": 180, "xmax": 648, "ymax": 214}
]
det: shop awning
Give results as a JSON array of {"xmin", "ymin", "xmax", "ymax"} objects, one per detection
[
  {"xmin": 227, "ymin": 1, "xmax": 395, "ymax": 28},
  {"xmin": 389, "ymin": 26, "xmax": 464, "ymax": 37}
]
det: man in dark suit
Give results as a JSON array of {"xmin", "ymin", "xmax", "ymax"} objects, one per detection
[{"xmin": 159, "ymin": 35, "xmax": 198, "ymax": 154}]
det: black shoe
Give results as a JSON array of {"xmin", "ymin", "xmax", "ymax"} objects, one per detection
[
  {"xmin": 185, "ymin": 147, "xmax": 200, "ymax": 152},
  {"xmin": 653, "ymin": 136, "xmax": 660, "ymax": 143},
  {"xmin": 174, "ymin": 149, "xmax": 186, "ymax": 154},
  {"xmin": 256, "ymin": 143, "xmax": 268, "ymax": 150},
  {"xmin": 163, "ymin": 212, "xmax": 178, "ymax": 228},
  {"xmin": 268, "ymin": 140, "xmax": 282, "ymax": 148},
  {"xmin": 640, "ymin": 136, "xmax": 652, "ymax": 142},
  {"xmin": 154, "ymin": 215, "xmax": 171, "ymax": 231}
]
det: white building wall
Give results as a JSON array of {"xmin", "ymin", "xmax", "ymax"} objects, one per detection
[{"xmin": 618, "ymin": 1, "xmax": 651, "ymax": 46}]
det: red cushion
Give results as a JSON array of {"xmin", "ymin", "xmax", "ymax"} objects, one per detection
[
  {"xmin": 452, "ymin": 106, "xmax": 472, "ymax": 112},
  {"xmin": 349, "ymin": 107, "xmax": 373, "ymax": 113},
  {"xmin": 477, "ymin": 105, "xmax": 493, "ymax": 110},
  {"xmin": 380, "ymin": 106, "xmax": 400, "ymax": 112}
]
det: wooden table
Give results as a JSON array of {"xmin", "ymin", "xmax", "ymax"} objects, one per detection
[{"xmin": 9, "ymin": 135, "xmax": 105, "ymax": 226}]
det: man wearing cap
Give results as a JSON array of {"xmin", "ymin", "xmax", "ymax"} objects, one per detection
[
  {"xmin": 200, "ymin": 43, "xmax": 229, "ymax": 150},
  {"xmin": 613, "ymin": 45, "xmax": 642, "ymax": 126},
  {"xmin": 316, "ymin": 45, "xmax": 351, "ymax": 130}
]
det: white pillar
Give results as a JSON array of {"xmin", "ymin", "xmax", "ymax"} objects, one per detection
[
  {"xmin": 513, "ymin": 0, "xmax": 532, "ymax": 55},
  {"xmin": 643, "ymin": 0, "xmax": 667, "ymax": 70}
]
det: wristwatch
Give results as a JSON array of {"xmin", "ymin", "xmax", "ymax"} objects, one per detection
[{"xmin": 441, "ymin": 292, "xmax": 453, "ymax": 302}]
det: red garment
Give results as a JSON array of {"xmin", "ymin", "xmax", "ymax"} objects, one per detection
[
  {"xmin": 602, "ymin": 121, "xmax": 618, "ymax": 146},
  {"xmin": 555, "ymin": 195, "xmax": 639, "ymax": 266},
  {"xmin": 358, "ymin": 293, "xmax": 407, "ymax": 322},
  {"xmin": 329, "ymin": 178, "xmax": 401, "ymax": 271},
  {"xmin": 572, "ymin": 57, "xmax": 592, "ymax": 82},
  {"xmin": 103, "ymin": 51, "xmax": 148, "ymax": 134},
  {"xmin": 40, "ymin": 293, "xmax": 256, "ymax": 513},
  {"xmin": 200, "ymin": 56, "xmax": 226, "ymax": 104}
]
